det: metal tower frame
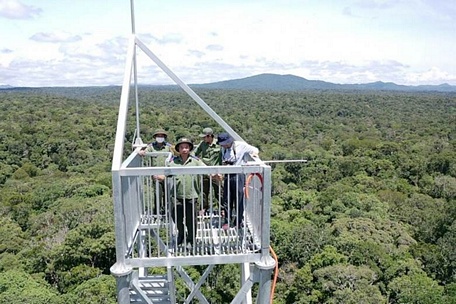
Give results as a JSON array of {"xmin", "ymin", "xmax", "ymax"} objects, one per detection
[{"xmin": 110, "ymin": 1, "xmax": 276, "ymax": 303}]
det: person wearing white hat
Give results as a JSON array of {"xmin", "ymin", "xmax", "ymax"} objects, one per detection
[{"xmin": 217, "ymin": 132, "xmax": 259, "ymax": 229}]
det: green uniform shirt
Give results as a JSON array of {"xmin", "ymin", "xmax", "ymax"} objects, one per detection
[
  {"xmin": 168, "ymin": 155, "xmax": 206, "ymax": 199},
  {"xmin": 194, "ymin": 139, "xmax": 222, "ymax": 166},
  {"xmin": 145, "ymin": 141, "xmax": 173, "ymax": 167}
]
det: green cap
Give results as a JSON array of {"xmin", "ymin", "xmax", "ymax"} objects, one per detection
[
  {"xmin": 175, "ymin": 137, "xmax": 194, "ymax": 151},
  {"xmin": 199, "ymin": 127, "xmax": 214, "ymax": 138},
  {"xmin": 152, "ymin": 128, "xmax": 168, "ymax": 138}
]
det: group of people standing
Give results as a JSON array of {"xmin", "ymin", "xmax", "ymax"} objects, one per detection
[{"xmin": 139, "ymin": 127, "xmax": 259, "ymax": 248}]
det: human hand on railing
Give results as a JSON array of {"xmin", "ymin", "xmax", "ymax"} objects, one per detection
[
  {"xmin": 138, "ymin": 149, "xmax": 146, "ymax": 156},
  {"xmin": 211, "ymin": 174, "xmax": 223, "ymax": 183},
  {"xmin": 153, "ymin": 175, "xmax": 165, "ymax": 181}
]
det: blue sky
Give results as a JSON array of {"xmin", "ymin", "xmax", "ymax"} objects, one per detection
[{"xmin": 1, "ymin": 0, "xmax": 455, "ymax": 87}]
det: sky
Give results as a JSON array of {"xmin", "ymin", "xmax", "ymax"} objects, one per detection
[{"xmin": 1, "ymin": 0, "xmax": 455, "ymax": 87}]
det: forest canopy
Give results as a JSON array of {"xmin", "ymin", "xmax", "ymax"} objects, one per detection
[{"xmin": 0, "ymin": 88, "xmax": 455, "ymax": 303}]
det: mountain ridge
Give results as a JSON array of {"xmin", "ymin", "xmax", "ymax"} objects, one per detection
[
  {"xmin": 192, "ymin": 73, "xmax": 456, "ymax": 92},
  {"xmin": 1, "ymin": 73, "xmax": 455, "ymax": 92}
]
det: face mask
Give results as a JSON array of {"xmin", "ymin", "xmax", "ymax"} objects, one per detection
[{"xmin": 156, "ymin": 137, "xmax": 165, "ymax": 143}]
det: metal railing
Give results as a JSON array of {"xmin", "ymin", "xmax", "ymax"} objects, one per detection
[{"xmin": 114, "ymin": 150, "xmax": 271, "ymax": 268}]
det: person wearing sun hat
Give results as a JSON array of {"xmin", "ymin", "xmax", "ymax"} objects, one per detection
[
  {"xmin": 217, "ymin": 132, "xmax": 259, "ymax": 229},
  {"xmin": 156, "ymin": 137, "xmax": 206, "ymax": 248},
  {"xmin": 138, "ymin": 128, "xmax": 174, "ymax": 214},
  {"xmin": 139, "ymin": 128, "xmax": 174, "ymax": 160}
]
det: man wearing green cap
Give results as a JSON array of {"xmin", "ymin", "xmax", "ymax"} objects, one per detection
[
  {"xmin": 194, "ymin": 128, "xmax": 221, "ymax": 166},
  {"xmin": 194, "ymin": 127, "xmax": 222, "ymax": 211}
]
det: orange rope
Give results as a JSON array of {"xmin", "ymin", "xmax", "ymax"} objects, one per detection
[
  {"xmin": 269, "ymin": 245, "xmax": 279, "ymax": 304},
  {"xmin": 244, "ymin": 173, "xmax": 264, "ymax": 198}
]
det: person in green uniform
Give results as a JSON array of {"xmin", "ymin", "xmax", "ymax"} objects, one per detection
[
  {"xmin": 139, "ymin": 128, "xmax": 173, "ymax": 214},
  {"xmin": 139, "ymin": 128, "xmax": 173, "ymax": 165},
  {"xmin": 163, "ymin": 137, "xmax": 206, "ymax": 246},
  {"xmin": 194, "ymin": 127, "xmax": 222, "ymax": 212}
]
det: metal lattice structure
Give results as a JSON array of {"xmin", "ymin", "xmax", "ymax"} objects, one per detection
[{"xmin": 110, "ymin": 1, "xmax": 275, "ymax": 303}]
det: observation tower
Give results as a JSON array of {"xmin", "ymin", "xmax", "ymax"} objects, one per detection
[{"xmin": 110, "ymin": 1, "xmax": 276, "ymax": 303}]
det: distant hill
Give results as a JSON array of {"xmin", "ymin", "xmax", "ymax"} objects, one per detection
[
  {"xmin": 192, "ymin": 73, "xmax": 456, "ymax": 92},
  {"xmin": 2, "ymin": 73, "xmax": 456, "ymax": 93}
]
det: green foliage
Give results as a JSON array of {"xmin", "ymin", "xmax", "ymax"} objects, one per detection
[
  {"xmin": 0, "ymin": 216, "xmax": 25, "ymax": 254},
  {"xmin": 313, "ymin": 264, "xmax": 384, "ymax": 303},
  {"xmin": 56, "ymin": 264, "xmax": 103, "ymax": 293},
  {"xmin": 0, "ymin": 269, "xmax": 61, "ymax": 304},
  {"xmin": 436, "ymin": 219, "xmax": 456, "ymax": 284},
  {"xmin": 283, "ymin": 247, "xmax": 386, "ymax": 304},
  {"xmin": 283, "ymin": 264, "xmax": 320, "ymax": 304},
  {"xmin": 271, "ymin": 211, "xmax": 333, "ymax": 267},
  {"xmin": 203, "ymin": 264, "xmax": 241, "ymax": 302},
  {"xmin": 388, "ymin": 272, "xmax": 445, "ymax": 303},
  {"xmin": 60, "ymin": 275, "xmax": 116, "ymax": 304},
  {"xmin": 0, "ymin": 252, "xmax": 24, "ymax": 272},
  {"xmin": 443, "ymin": 282, "xmax": 456, "ymax": 303},
  {"xmin": 308, "ymin": 245, "xmax": 348, "ymax": 270},
  {"xmin": 0, "ymin": 88, "xmax": 455, "ymax": 301},
  {"xmin": 388, "ymin": 193, "xmax": 447, "ymax": 242},
  {"xmin": 50, "ymin": 217, "xmax": 115, "ymax": 271},
  {"xmin": 410, "ymin": 242, "xmax": 448, "ymax": 283}
]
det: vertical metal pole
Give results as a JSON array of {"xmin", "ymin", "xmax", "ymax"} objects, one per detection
[
  {"xmin": 112, "ymin": 265, "xmax": 133, "ymax": 304},
  {"xmin": 255, "ymin": 166, "xmax": 275, "ymax": 304},
  {"xmin": 130, "ymin": 0, "xmax": 135, "ymax": 34},
  {"xmin": 111, "ymin": 173, "xmax": 128, "ymax": 266},
  {"xmin": 133, "ymin": 46, "xmax": 140, "ymax": 145},
  {"xmin": 130, "ymin": 0, "xmax": 141, "ymax": 145},
  {"xmin": 168, "ymin": 266, "xmax": 176, "ymax": 303},
  {"xmin": 256, "ymin": 269, "xmax": 273, "ymax": 304},
  {"xmin": 241, "ymin": 263, "xmax": 253, "ymax": 304},
  {"xmin": 111, "ymin": 172, "xmax": 133, "ymax": 304}
]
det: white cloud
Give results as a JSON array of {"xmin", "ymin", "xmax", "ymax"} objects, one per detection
[
  {"xmin": 206, "ymin": 44, "xmax": 223, "ymax": 52},
  {"xmin": 406, "ymin": 67, "xmax": 456, "ymax": 85},
  {"xmin": 0, "ymin": 0, "xmax": 41, "ymax": 19},
  {"xmin": 188, "ymin": 49, "xmax": 205, "ymax": 58},
  {"xmin": 154, "ymin": 33, "xmax": 184, "ymax": 45},
  {"xmin": 30, "ymin": 31, "xmax": 82, "ymax": 43},
  {"xmin": 1, "ymin": 0, "xmax": 455, "ymax": 87}
]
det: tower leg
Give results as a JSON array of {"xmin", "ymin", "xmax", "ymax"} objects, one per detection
[
  {"xmin": 256, "ymin": 268, "xmax": 274, "ymax": 304},
  {"xmin": 241, "ymin": 263, "xmax": 253, "ymax": 304},
  {"xmin": 111, "ymin": 262, "xmax": 133, "ymax": 304},
  {"xmin": 255, "ymin": 255, "xmax": 276, "ymax": 304}
]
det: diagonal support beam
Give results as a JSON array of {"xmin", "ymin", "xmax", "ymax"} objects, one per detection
[
  {"xmin": 231, "ymin": 273, "xmax": 255, "ymax": 304},
  {"xmin": 175, "ymin": 266, "xmax": 209, "ymax": 304},
  {"xmin": 186, "ymin": 265, "xmax": 215, "ymax": 303},
  {"xmin": 134, "ymin": 37, "xmax": 244, "ymax": 142}
]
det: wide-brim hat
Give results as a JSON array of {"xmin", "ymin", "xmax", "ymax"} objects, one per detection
[
  {"xmin": 217, "ymin": 132, "xmax": 234, "ymax": 145},
  {"xmin": 175, "ymin": 137, "xmax": 194, "ymax": 151},
  {"xmin": 152, "ymin": 128, "xmax": 168, "ymax": 138},
  {"xmin": 199, "ymin": 127, "xmax": 214, "ymax": 138}
]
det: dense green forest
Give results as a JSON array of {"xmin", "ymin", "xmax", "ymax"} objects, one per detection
[{"xmin": 0, "ymin": 88, "xmax": 455, "ymax": 303}]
